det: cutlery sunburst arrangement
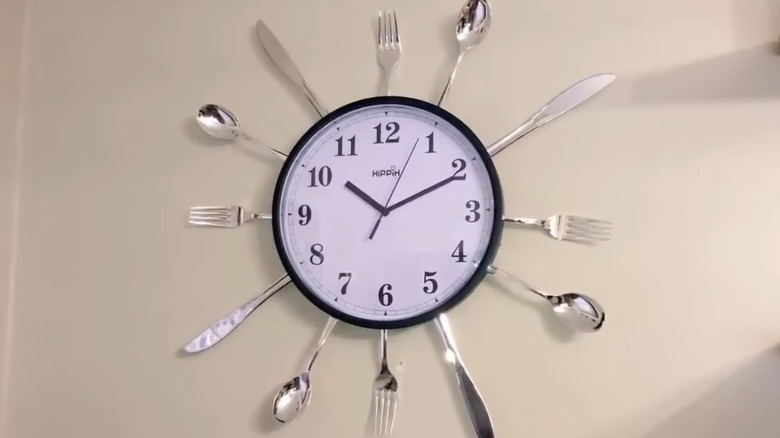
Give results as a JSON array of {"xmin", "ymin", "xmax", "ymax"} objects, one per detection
[{"xmin": 184, "ymin": 1, "xmax": 614, "ymax": 436}]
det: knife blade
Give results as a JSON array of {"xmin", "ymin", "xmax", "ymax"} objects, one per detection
[{"xmin": 255, "ymin": 19, "xmax": 328, "ymax": 117}]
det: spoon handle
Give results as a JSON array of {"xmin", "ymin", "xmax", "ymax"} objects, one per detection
[
  {"xmin": 305, "ymin": 317, "xmax": 339, "ymax": 371},
  {"xmin": 241, "ymin": 133, "xmax": 289, "ymax": 161},
  {"xmin": 486, "ymin": 73, "xmax": 616, "ymax": 157},
  {"xmin": 182, "ymin": 274, "xmax": 292, "ymax": 353},
  {"xmin": 435, "ymin": 313, "xmax": 494, "ymax": 438},
  {"xmin": 486, "ymin": 264, "xmax": 547, "ymax": 299},
  {"xmin": 436, "ymin": 52, "xmax": 465, "ymax": 107},
  {"xmin": 255, "ymin": 19, "xmax": 328, "ymax": 118}
]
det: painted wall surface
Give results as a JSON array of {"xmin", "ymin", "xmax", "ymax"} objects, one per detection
[
  {"xmin": 0, "ymin": 0, "xmax": 25, "ymax": 436},
  {"xmin": 5, "ymin": 0, "xmax": 780, "ymax": 437}
]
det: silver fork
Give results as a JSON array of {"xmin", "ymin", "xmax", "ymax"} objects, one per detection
[
  {"xmin": 373, "ymin": 329, "xmax": 398, "ymax": 435},
  {"xmin": 188, "ymin": 206, "xmax": 271, "ymax": 228},
  {"xmin": 376, "ymin": 10, "xmax": 401, "ymax": 95},
  {"xmin": 503, "ymin": 214, "xmax": 612, "ymax": 243}
]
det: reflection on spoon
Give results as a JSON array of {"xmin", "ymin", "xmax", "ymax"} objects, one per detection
[
  {"xmin": 195, "ymin": 104, "xmax": 287, "ymax": 161},
  {"xmin": 487, "ymin": 265, "xmax": 605, "ymax": 332},
  {"xmin": 436, "ymin": 0, "xmax": 493, "ymax": 106},
  {"xmin": 272, "ymin": 317, "xmax": 338, "ymax": 423}
]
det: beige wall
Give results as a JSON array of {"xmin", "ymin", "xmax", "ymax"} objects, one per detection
[
  {"xmin": 5, "ymin": 0, "xmax": 780, "ymax": 437},
  {"xmin": 0, "ymin": 0, "xmax": 25, "ymax": 436}
]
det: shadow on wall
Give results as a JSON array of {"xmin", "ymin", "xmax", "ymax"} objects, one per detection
[
  {"xmin": 633, "ymin": 43, "xmax": 780, "ymax": 103},
  {"xmin": 596, "ymin": 43, "xmax": 780, "ymax": 106},
  {"xmin": 730, "ymin": 0, "xmax": 780, "ymax": 47},
  {"xmin": 626, "ymin": 346, "xmax": 780, "ymax": 438}
]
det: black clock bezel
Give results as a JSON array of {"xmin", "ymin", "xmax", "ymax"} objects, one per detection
[{"xmin": 271, "ymin": 95, "xmax": 504, "ymax": 330}]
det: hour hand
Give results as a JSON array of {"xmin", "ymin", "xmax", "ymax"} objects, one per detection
[
  {"xmin": 344, "ymin": 181, "xmax": 388, "ymax": 216},
  {"xmin": 386, "ymin": 173, "xmax": 465, "ymax": 213}
]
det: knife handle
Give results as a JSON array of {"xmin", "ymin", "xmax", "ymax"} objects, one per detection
[{"xmin": 435, "ymin": 314, "xmax": 495, "ymax": 438}]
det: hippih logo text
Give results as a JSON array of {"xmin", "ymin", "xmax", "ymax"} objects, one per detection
[{"xmin": 372, "ymin": 165, "xmax": 401, "ymax": 178}]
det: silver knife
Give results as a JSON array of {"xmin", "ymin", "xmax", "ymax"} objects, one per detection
[
  {"xmin": 435, "ymin": 313, "xmax": 495, "ymax": 438},
  {"xmin": 486, "ymin": 73, "xmax": 616, "ymax": 157},
  {"xmin": 255, "ymin": 19, "xmax": 328, "ymax": 117},
  {"xmin": 182, "ymin": 274, "xmax": 292, "ymax": 353}
]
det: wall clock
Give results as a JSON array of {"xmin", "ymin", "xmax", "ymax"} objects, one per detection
[
  {"xmin": 183, "ymin": 3, "xmax": 614, "ymax": 436},
  {"xmin": 273, "ymin": 96, "xmax": 503, "ymax": 329}
]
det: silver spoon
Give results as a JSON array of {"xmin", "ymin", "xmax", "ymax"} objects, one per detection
[
  {"xmin": 487, "ymin": 265, "xmax": 605, "ymax": 332},
  {"xmin": 273, "ymin": 317, "xmax": 338, "ymax": 423},
  {"xmin": 436, "ymin": 0, "xmax": 492, "ymax": 106},
  {"xmin": 196, "ymin": 104, "xmax": 287, "ymax": 161}
]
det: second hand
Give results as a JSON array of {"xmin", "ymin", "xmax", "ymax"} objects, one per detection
[{"xmin": 368, "ymin": 138, "xmax": 419, "ymax": 240}]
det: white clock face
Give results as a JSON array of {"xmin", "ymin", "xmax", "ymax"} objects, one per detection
[{"xmin": 273, "ymin": 97, "xmax": 502, "ymax": 328}]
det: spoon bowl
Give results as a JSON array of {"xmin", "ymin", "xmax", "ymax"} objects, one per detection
[
  {"xmin": 270, "ymin": 317, "xmax": 337, "ymax": 424},
  {"xmin": 487, "ymin": 264, "xmax": 605, "ymax": 333},
  {"xmin": 196, "ymin": 104, "xmax": 242, "ymax": 140},
  {"xmin": 455, "ymin": 0, "xmax": 492, "ymax": 50},
  {"xmin": 437, "ymin": 0, "xmax": 493, "ymax": 106},
  {"xmin": 195, "ymin": 104, "xmax": 287, "ymax": 160},
  {"xmin": 548, "ymin": 292, "xmax": 605, "ymax": 332},
  {"xmin": 272, "ymin": 373, "xmax": 311, "ymax": 423}
]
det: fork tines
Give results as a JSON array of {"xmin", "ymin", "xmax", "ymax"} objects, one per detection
[
  {"xmin": 561, "ymin": 215, "xmax": 612, "ymax": 242},
  {"xmin": 188, "ymin": 206, "xmax": 237, "ymax": 228},
  {"xmin": 378, "ymin": 10, "xmax": 400, "ymax": 49},
  {"xmin": 374, "ymin": 388, "xmax": 398, "ymax": 435}
]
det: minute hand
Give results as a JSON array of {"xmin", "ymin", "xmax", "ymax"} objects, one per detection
[{"xmin": 386, "ymin": 173, "xmax": 466, "ymax": 213}]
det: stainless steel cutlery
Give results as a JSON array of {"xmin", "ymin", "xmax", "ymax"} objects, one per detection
[
  {"xmin": 182, "ymin": 274, "xmax": 292, "ymax": 353},
  {"xmin": 183, "ymin": 9, "xmax": 615, "ymax": 436},
  {"xmin": 486, "ymin": 73, "xmax": 616, "ymax": 157},
  {"xmin": 255, "ymin": 19, "xmax": 328, "ymax": 117},
  {"xmin": 376, "ymin": 10, "xmax": 401, "ymax": 96},
  {"xmin": 503, "ymin": 214, "xmax": 612, "ymax": 243},
  {"xmin": 435, "ymin": 313, "xmax": 494, "ymax": 438},
  {"xmin": 188, "ymin": 206, "xmax": 271, "ymax": 228},
  {"xmin": 272, "ymin": 317, "xmax": 339, "ymax": 423},
  {"xmin": 487, "ymin": 265, "xmax": 605, "ymax": 332},
  {"xmin": 195, "ymin": 104, "xmax": 288, "ymax": 161},
  {"xmin": 372, "ymin": 329, "xmax": 399, "ymax": 435},
  {"xmin": 437, "ymin": 0, "xmax": 492, "ymax": 106}
]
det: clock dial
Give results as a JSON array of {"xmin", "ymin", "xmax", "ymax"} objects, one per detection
[{"xmin": 272, "ymin": 96, "xmax": 503, "ymax": 329}]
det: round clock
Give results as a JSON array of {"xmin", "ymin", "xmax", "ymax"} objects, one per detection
[{"xmin": 272, "ymin": 96, "xmax": 503, "ymax": 329}]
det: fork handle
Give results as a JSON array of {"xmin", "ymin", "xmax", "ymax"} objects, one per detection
[{"xmin": 502, "ymin": 216, "xmax": 542, "ymax": 227}]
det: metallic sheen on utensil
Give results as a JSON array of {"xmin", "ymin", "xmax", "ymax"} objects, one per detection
[
  {"xmin": 273, "ymin": 317, "xmax": 338, "ymax": 423},
  {"xmin": 188, "ymin": 205, "xmax": 271, "ymax": 229},
  {"xmin": 486, "ymin": 73, "xmax": 616, "ymax": 157},
  {"xmin": 183, "ymin": 274, "xmax": 292, "ymax": 353},
  {"xmin": 255, "ymin": 19, "xmax": 328, "ymax": 117},
  {"xmin": 372, "ymin": 328, "xmax": 399, "ymax": 435},
  {"xmin": 503, "ymin": 214, "xmax": 612, "ymax": 243},
  {"xmin": 376, "ymin": 10, "xmax": 401, "ymax": 96},
  {"xmin": 196, "ymin": 104, "xmax": 287, "ymax": 160},
  {"xmin": 435, "ymin": 313, "xmax": 494, "ymax": 438},
  {"xmin": 436, "ymin": 0, "xmax": 492, "ymax": 106},
  {"xmin": 487, "ymin": 265, "xmax": 605, "ymax": 332}
]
